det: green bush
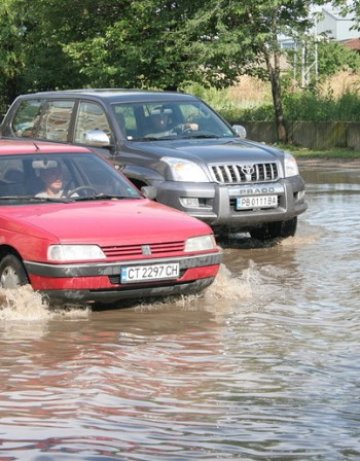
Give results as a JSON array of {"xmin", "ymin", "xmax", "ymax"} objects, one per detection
[
  {"xmin": 334, "ymin": 92, "xmax": 360, "ymax": 121},
  {"xmin": 283, "ymin": 91, "xmax": 333, "ymax": 121},
  {"xmin": 284, "ymin": 90, "xmax": 360, "ymax": 122},
  {"xmin": 176, "ymin": 83, "xmax": 360, "ymax": 123},
  {"xmin": 182, "ymin": 83, "xmax": 233, "ymax": 111},
  {"xmin": 219, "ymin": 104, "xmax": 274, "ymax": 123}
]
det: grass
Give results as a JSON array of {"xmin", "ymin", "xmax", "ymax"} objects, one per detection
[{"xmin": 228, "ymin": 71, "xmax": 360, "ymax": 107}]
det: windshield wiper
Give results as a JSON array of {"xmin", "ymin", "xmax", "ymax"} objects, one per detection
[
  {"xmin": 72, "ymin": 194, "xmax": 141, "ymax": 202},
  {"xmin": 180, "ymin": 133, "xmax": 221, "ymax": 139},
  {"xmin": 0, "ymin": 195, "xmax": 68, "ymax": 203},
  {"xmin": 135, "ymin": 135, "xmax": 178, "ymax": 141}
]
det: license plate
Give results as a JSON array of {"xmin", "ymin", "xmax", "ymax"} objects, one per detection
[
  {"xmin": 236, "ymin": 195, "xmax": 278, "ymax": 210},
  {"xmin": 121, "ymin": 262, "xmax": 180, "ymax": 283}
]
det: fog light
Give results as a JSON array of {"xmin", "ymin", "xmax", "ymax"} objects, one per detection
[
  {"xmin": 180, "ymin": 197, "xmax": 200, "ymax": 208},
  {"xmin": 297, "ymin": 190, "xmax": 306, "ymax": 200}
]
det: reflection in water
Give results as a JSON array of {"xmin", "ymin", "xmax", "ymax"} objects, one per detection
[{"xmin": 0, "ymin": 163, "xmax": 360, "ymax": 460}]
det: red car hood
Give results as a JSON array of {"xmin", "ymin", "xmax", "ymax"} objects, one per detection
[{"xmin": 4, "ymin": 199, "xmax": 212, "ymax": 245}]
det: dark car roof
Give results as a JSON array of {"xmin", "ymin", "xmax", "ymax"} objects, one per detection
[{"xmin": 14, "ymin": 89, "xmax": 198, "ymax": 104}]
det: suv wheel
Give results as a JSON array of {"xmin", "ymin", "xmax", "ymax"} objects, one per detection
[{"xmin": 250, "ymin": 217, "xmax": 297, "ymax": 241}]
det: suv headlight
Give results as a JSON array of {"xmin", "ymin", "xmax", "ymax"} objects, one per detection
[
  {"xmin": 284, "ymin": 152, "xmax": 299, "ymax": 177},
  {"xmin": 161, "ymin": 157, "xmax": 208, "ymax": 182},
  {"xmin": 185, "ymin": 235, "xmax": 216, "ymax": 252},
  {"xmin": 48, "ymin": 245, "xmax": 106, "ymax": 262}
]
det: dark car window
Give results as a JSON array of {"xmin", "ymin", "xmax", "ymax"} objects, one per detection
[
  {"xmin": 11, "ymin": 99, "xmax": 43, "ymax": 138},
  {"xmin": 111, "ymin": 100, "xmax": 234, "ymax": 140},
  {"xmin": 74, "ymin": 102, "xmax": 111, "ymax": 145},
  {"xmin": 37, "ymin": 100, "xmax": 75, "ymax": 142},
  {"xmin": 112, "ymin": 105, "xmax": 137, "ymax": 139}
]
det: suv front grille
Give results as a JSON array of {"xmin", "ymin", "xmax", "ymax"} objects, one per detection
[{"xmin": 210, "ymin": 163, "xmax": 279, "ymax": 184}]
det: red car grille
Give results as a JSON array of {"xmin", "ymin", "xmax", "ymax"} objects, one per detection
[{"xmin": 102, "ymin": 240, "xmax": 185, "ymax": 258}]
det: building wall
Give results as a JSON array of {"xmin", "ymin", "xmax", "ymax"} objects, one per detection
[{"xmin": 316, "ymin": 8, "xmax": 359, "ymax": 41}]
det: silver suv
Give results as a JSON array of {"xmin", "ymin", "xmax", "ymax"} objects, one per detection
[{"xmin": 0, "ymin": 89, "xmax": 307, "ymax": 240}]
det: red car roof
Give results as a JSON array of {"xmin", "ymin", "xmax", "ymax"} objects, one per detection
[{"xmin": 0, "ymin": 139, "xmax": 90, "ymax": 155}]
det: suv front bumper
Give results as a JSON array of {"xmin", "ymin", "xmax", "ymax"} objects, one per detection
[{"xmin": 155, "ymin": 175, "xmax": 307, "ymax": 230}]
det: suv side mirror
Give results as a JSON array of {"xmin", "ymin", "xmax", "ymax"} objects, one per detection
[
  {"xmin": 85, "ymin": 129, "xmax": 111, "ymax": 147},
  {"xmin": 232, "ymin": 124, "xmax": 247, "ymax": 139}
]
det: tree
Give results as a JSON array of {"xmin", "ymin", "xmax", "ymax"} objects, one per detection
[
  {"xmin": 0, "ymin": 0, "xmax": 83, "ymax": 112},
  {"xmin": 338, "ymin": 0, "xmax": 360, "ymax": 26},
  {"xmin": 0, "ymin": 0, "xmax": 26, "ymax": 113},
  {"xmin": 53, "ymin": 0, "xmax": 323, "ymax": 142},
  {"xmin": 318, "ymin": 40, "xmax": 360, "ymax": 76},
  {"xmin": 0, "ymin": 0, "xmax": 342, "ymax": 143},
  {"xmin": 61, "ymin": 0, "xmax": 247, "ymax": 90},
  {"xmin": 177, "ymin": 0, "xmax": 332, "ymax": 142}
]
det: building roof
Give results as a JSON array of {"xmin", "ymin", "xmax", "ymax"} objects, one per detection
[
  {"xmin": 341, "ymin": 38, "xmax": 360, "ymax": 51},
  {"xmin": 321, "ymin": 7, "xmax": 355, "ymax": 21}
]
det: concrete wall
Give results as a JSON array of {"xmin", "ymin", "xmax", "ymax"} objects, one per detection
[
  {"xmin": 240, "ymin": 121, "xmax": 360, "ymax": 150},
  {"xmin": 347, "ymin": 123, "xmax": 360, "ymax": 150}
]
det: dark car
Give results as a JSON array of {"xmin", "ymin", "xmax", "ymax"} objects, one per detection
[{"xmin": 0, "ymin": 89, "xmax": 307, "ymax": 240}]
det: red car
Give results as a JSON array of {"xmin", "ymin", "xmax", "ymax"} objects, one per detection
[{"xmin": 0, "ymin": 140, "xmax": 222, "ymax": 305}]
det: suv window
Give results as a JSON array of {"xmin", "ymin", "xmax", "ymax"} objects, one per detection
[
  {"xmin": 12, "ymin": 99, "xmax": 43, "ymax": 138},
  {"xmin": 111, "ymin": 101, "xmax": 233, "ymax": 140},
  {"xmin": 112, "ymin": 105, "xmax": 137, "ymax": 139},
  {"xmin": 37, "ymin": 100, "xmax": 74, "ymax": 142},
  {"xmin": 74, "ymin": 102, "xmax": 111, "ymax": 145}
]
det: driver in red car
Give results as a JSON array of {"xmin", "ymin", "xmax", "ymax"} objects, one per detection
[{"xmin": 36, "ymin": 165, "xmax": 64, "ymax": 198}]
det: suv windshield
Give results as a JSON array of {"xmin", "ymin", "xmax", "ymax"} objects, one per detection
[
  {"xmin": 0, "ymin": 152, "xmax": 140, "ymax": 205},
  {"xmin": 111, "ymin": 100, "xmax": 235, "ymax": 141}
]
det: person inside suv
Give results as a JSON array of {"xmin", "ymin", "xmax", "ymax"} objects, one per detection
[
  {"xmin": 145, "ymin": 107, "xmax": 198, "ymax": 138},
  {"xmin": 145, "ymin": 108, "xmax": 173, "ymax": 138}
]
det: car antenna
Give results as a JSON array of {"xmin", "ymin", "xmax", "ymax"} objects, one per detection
[{"xmin": 32, "ymin": 142, "xmax": 41, "ymax": 151}]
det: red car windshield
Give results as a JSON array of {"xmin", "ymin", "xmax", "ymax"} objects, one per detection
[{"xmin": 0, "ymin": 152, "xmax": 141, "ymax": 203}]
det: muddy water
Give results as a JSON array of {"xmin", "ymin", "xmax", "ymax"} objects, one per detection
[{"xmin": 0, "ymin": 162, "xmax": 359, "ymax": 461}]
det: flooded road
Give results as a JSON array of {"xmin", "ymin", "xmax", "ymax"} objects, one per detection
[{"xmin": 1, "ymin": 161, "xmax": 359, "ymax": 461}]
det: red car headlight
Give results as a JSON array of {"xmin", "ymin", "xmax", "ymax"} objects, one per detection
[{"xmin": 47, "ymin": 245, "xmax": 106, "ymax": 262}]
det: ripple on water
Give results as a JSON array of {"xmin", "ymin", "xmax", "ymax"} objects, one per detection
[{"xmin": 1, "ymin": 165, "xmax": 359, "ymax": 460}]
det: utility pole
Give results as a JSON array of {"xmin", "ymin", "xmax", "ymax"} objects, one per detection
[{"xmin": 301, "ymin": 38, "xmax": 318, "ymax": 87}]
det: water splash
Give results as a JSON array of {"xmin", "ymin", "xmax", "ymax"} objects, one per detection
[
  {"xmin": 0, "ymin": 285, "xmax": 51, "ymax": 321},
  {"xmin": 0, "ymin": 285, "xmax": 90, "ymax": 321},
  {"xmin": 136, "ymin": 263, "xmax": 257, "ymax": 317},
  {"xmin": 0, "ymin": 261, "xmax": 285, "ymax": 321},
  {"xmin": 280, "ymin": 223, "xmax": 324, "ymax": 246},
  {"xmin": 202, "ymin": 263, "xmax": 253, "ymax": 303}
]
